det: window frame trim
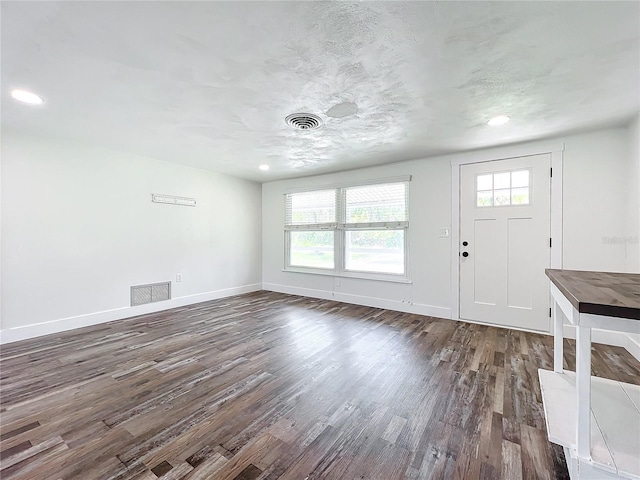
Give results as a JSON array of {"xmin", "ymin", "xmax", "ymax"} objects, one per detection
[
  {"xmin": 283, "ymin": 179, "xmax": 411, "ymax": 282},
  {"xmin": 282, "ymin": 175, "xmax": 411, "ymax": 194}
]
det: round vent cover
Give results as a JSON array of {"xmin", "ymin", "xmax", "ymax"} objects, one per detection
[{"xmin": 285, "ymin": 113, "xmax": 323, "ymax": 130}]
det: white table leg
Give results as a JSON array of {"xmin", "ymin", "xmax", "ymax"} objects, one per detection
[
  {"xmin": 553, "ymin": 301, "xmax": 564, "ymax": 373},
  {"xmin": 576, "ymin": 323, "xmax": 592, "ymax": 461}
]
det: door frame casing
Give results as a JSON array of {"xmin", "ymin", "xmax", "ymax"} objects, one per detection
[{"xmin": 450, "ymin": 141, "xmax": 564, "ymax": 331}]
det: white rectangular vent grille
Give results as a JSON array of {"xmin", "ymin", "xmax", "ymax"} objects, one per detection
[
  {"xmin": 152, "ymin": 193, "xmax": 196, "ymax": 207},
  {"xmin": 131, "ymin": 282, "xmax": 171, "ymax": 306}
]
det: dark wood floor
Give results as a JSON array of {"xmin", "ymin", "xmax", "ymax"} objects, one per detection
[{"xmin": 1, "ymin": 292, "xmax": 639, "ymax": 480}]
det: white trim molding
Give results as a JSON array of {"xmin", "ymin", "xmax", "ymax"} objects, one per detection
[
  {"xmin": 264, "ymin": 283, "xmax": 640, "ymax": 362},
  {"xmin": 449, "ymin": 141, "xmax": 565, "ymax": 167},
  {"xmin": 262, "ymin": 282, "xmax": 451, "ymax": 319},
  {"xmin": 626, "ymin": 334, "xmax": 640, "ymax": 363},
  {"xmin": 0, "ymin": 283, "xmax": 262, "ymax": 345},
  {"xmin": 450, "ymin": 142, "xmax": 565, "ymax": 329},
  {"xmin": 282, "ymin": 175, "xmax": 412, "ymax": 194}
]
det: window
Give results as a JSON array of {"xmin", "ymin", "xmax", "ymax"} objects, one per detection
[
  {"xmin": 285, "ymin": 180, "xmax": 409, "ymax": 280},
  {"xmin": 285, "ymin": 189, "xmax": 336, "ymax": 270},
  {"xmin": 476, "ymin": 169, "xmax": 530, "ymax": 207},
  {"xmin": 343, "ymin": 183, "xmax": 407, "ymax": 275}
]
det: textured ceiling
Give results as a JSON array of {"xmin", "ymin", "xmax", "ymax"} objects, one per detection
[{"xmin": 2, "ymin": 1, "xmax": 639, "ymax": 182}]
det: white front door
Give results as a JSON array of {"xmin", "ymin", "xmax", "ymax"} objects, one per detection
[{"xmin": 459, "ymin": 154, "xmax": 551, "ymax": 332}]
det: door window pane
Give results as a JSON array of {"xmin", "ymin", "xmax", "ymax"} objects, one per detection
[
  {"xmin": 477, "ymin": 190, "xmax": 493, "ymax": 207},
  {"xmin": 290, "ymin": 231, "xmax": 334, "ymax": 269},
  {"xmin": 494, "ymin": 189, "xmax": 511, "ymax": 206},
  {"xmin": 345, "ymin": 230, "xmax": 404, "ymax": 274},
  {"xmin": 511, "ymin": 188, "xmax": 530, "ymax": 205},
  {"xmin": 477, "ymin": 174, "xmax": 493, "ymax": 191},
  {"xmin": 494, "ymin": 172, "xmax": 511, "ymax": 189},
  {"xmin": 511, "ymin": 170, "xmax": 529, "ymax": 188},
  {"xmin": 476, "ymin": 169, "xmax": 530, "ymax": 207}
]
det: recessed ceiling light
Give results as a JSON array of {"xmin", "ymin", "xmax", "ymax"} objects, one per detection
[
  {"xmin": 10, "ymin": 89, "xmax": 44, "ymax": 105},
  {"xmin": 488, "ymin": 115, "xmax": 510, "ymax": 126},
  {"xmin": 259, "ymin": 164, "xmax": 270, "ymax": 171}
]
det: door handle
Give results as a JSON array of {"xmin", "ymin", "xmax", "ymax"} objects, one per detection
[
  {"xmin": 462, "ymin": 252, "xmax": 469, "ymax": 257},
  {"xmin": 462, "ymin": 241, "xmax": 468, "ymax": 246}
]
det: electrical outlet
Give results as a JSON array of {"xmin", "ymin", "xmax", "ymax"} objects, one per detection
[{"xmin": 176, "ymin": 274, "xmax": 182, "ymax": 282}]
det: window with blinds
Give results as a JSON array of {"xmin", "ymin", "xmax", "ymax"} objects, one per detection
[
  {"xmin": 284, "ymin": 179, "xmax": 410, "ymax": 278},
  {"xmin": 285, "ymin": 189, "xmax": 336, "ymax": 269},
  {"xmin": 343, "ymin": 183, "xmax": 407, "ymax": 275},
  {"xmin": 343, "ymin": 183, "xmax": 408, "ymax": 226},
  {"xmin": 285, "ymin": 189, "xmax": 336, "ymax": 229}
]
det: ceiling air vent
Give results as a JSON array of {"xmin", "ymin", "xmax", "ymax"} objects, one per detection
[{"xmin": 285, "ymin": 113, "xmax": 323, "ymax": 130}]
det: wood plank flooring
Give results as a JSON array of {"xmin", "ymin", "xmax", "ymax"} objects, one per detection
[{"xmin": 1, "ymin": 291, "xmax": 639, "ymax": 480}]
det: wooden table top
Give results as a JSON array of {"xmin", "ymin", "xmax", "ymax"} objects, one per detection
[{"xmin": 545, "ymin": 269, "xmax": 640, "ymax": 320}]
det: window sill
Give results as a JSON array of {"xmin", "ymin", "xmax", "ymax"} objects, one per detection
[{"xmin": 282, "ymin": 267, "xmax": 413, "ymax": 284}]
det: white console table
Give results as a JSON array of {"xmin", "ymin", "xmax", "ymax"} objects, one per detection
[{"xmin": 539, "ymin": 269, "xmax": 640, "ymax": 480}]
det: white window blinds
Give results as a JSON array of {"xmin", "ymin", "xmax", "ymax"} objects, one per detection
[
  {"xmin": 285, "ymin": 181, "xmax": 409, "ymax": 230},
  {"xmin": 284, "ymin": 178, "xmax": 410, "ymax": 278},
  {"xmin": 343, "ymin": 182, "xmax": 408, "ymax": 228},
  {"xmin": 285, "ymin": 189, "xmax": 336, "ymax": 230}
]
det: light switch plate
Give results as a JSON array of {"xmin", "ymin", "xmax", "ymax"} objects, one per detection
[{"xmin": 438, "ymin": 227, "xmax": 450, "ymax": 238}]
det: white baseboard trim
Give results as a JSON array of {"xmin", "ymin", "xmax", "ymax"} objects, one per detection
[
  {"xmin": 626, "ymin": 333, "xmax": 640, "ymax": 363},
  {"xmin": 454, "ymin": 316, "xmax": 551, "ymax": 336},
  {"xmin": 0, "ymin": 283, "xmax": 262, "ymax": 345},
  {"xmin": 263, "ymin": 283, "xmax": 639, "ymax": 362},
  {"xmin": 262, "ymin": 283, "xmax": 452, "ymax": 319},
  {"xmin": 4, "ymin": 283, "xmax": 638, "ymax": 363},
  {"xmin": 264, "ymin": 283, "xmax": 334, "ymax": 302}
]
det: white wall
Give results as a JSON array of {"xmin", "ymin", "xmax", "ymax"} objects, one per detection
[
  {"xmin": 625, "ymin": 115, "xmax": 640, "ymax": 357},
  {"xmin": 262, "ymin": 157, "xmax": 452, "ymax": 318},
  {"xmin": 626, "ymin": 115, "xmax": 640, "ymax": 273},
  {"xmin": 262, "ymin": 127, "xmax": 633, "ymax": 323},
  {"xmin": 563, "ymin": 128, "xmax": 631, "ymax": 272},
  {"xmin": 3, "ymin": 124, "xmax": 635, "ymax": 347},
  {"xmin": 1, "ymin": 131, "xmax": 262, "ymax": 342}
]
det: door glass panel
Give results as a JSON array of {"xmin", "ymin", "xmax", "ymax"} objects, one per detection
[
  {"xmin": 494, "ymin": 189, "xmax": 511, "ymax": 206},
  {"xmin": 511, "ymin": 188, "xmax": 530, "ymax": 205},
  {"xmin": 476, "ymin": 169, "xmax": 531, "ymax": 207},
  {"xmin": 511, "ymin": 170, "xmax": 529, "ymax": 188},
  {"xmin": 477, "ymin": 190, "xmax": 493, "ymax": 207},
  {"xmin": 477, "ymin": 174, "xmax": 493, "ymax": 191},
  {"xmin": 494, "ymin": 172, "xmax": 510, "ymax": 189}
]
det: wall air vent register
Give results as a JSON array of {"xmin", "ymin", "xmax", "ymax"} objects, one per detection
[
  {"xmin": 151, "ymin": 194, "xmax": 196, "ymax": 207},
  {"xmin": 131, "ymin": 282, "xmax": 171, "ymax": 306}
]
